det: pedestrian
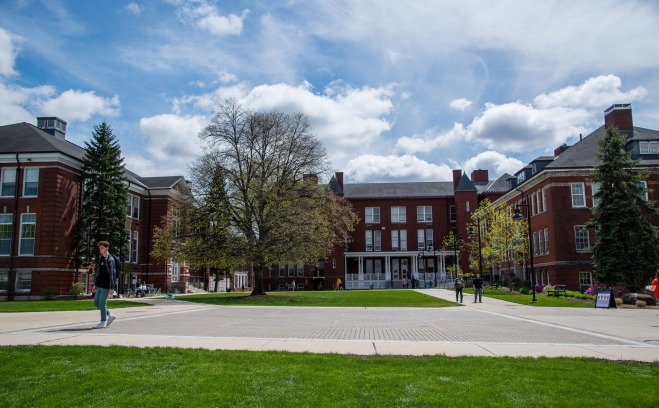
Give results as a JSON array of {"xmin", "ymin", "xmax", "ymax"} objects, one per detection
[
  {"xmin": 402, "ymin": 278, "xmax": 407, "ymax": 289},
  {"xmin": 92, "ymin": 241, "xmax": 118, "ymax": 329},
  {"xmin": 131, "ymin": 275, "xmax": 136, "ymax": 291},
  {"xmin": 336, "ymin": 278, "xmax": 343, "ymax": 290},
  {"xmin": 454, "ymin": 275, "xmax": 464, "ymax": 303},
  {"xmin": 652, "ymin": 271, "xmax": 659, "ymax": 302},
  {"xmin": 473, "ymin": 274, "xmax": 483, "ymax": 303},
  {"xmin": 291, "ymin": 280, "xmax": 296, "ymax": 291}
]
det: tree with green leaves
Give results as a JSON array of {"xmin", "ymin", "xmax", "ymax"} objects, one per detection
[
  {"xmin": 78, "ymin": 122, "xmax": 128, "ymax": 264},
  {"xmin": 588, "ymin": 126, "xmax": 659, "ymax": 291},
  {"xmin": 192, "ymin": 99, "xmax": 359, "ymax": 296}
]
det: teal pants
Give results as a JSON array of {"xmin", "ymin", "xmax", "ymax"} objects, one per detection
[{"xmin": 93, "ymin": 288, "xmax": 110, "ymax": 322}]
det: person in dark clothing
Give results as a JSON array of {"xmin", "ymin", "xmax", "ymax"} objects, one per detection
[
  {"xmin": 473, "ymin": 274, "xmax": 483, "ymax": 303},
  {"xmin": 92, "ymin": 241, "xmax": 118, "ymax": 329}
]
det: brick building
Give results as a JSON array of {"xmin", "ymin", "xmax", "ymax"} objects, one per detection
[{"xmin": 0, "ymin": 117, "xmax": 196, "ymax": 300}]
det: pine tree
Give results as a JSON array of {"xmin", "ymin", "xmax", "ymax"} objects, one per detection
[
  {"xmin": 79, "ymin": 122, "xmax": 128, "ymax": 263},
  {"xmin": 588, "ymin": 126, "xmax": 659, "ymax": 291}
]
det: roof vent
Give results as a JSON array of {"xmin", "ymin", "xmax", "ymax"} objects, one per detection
[{"xmin": 37, "ymin": 117, "xmax": 67, "ymax": 140}]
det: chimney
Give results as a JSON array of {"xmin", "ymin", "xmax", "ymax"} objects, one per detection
[
  {"xmin": 554, "ymin": 144, "xmax": 569, "ymax": 156},
  {"xmin": 470, "ymin": 169, "xmax": 488, "ymax": 184},
  {"xmin": 335, "ymin": 172, "xmax": 344, "ymax": 190},
  {"xmin": 37, "ymin": 117, "xmax": 67, "ymax": 140},
  {"xmin": 453, "ymin": 169, "xmax": 462, "ymax": 190},
  {"xmin": 604, "ymin": 104, "xmax": 633, "ymax": 132}
]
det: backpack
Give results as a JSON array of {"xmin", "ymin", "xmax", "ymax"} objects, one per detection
[
  {"xmin": 455, "ymin": 278, "xmax": 463, "ymax": 289},
  {"xmin": 112, "ymin": 254, "xmax": 121, "ymax": 279}
]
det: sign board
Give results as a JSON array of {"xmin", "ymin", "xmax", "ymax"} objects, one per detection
[{"xmin": 595, "ymin": 289, "xmax": 616, "ymax": 309}]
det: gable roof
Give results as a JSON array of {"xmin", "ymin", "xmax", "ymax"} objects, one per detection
[
  {"xmin": 455, "ymin": 172, "xmax": 477, "ymax": 192},
  {"xmin": 343, "ymin": 182, "xmax": 455, "ymax": 199}
]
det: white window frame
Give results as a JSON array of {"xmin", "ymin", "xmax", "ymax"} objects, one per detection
[
  {"xmin": 0, "ymin": 271, "xmax": 7, "ymax": 292},
  {"xmin": 541, "ymin": 188, "xmax": 547, "ymax": 213},
  {"xmin": 537, "ymin": 231, "xmax": 543, "ymax": 256},
  {"xmin": 417, "ymin": 206, "xmax": 432, "ymax": 222},
  {"xmin": 571, "ymin": 183, "xmax": 586, "ymax": 208},
  {"xmin": 127, "ymin": 194, "xmax": 140, "ymax": 219},
  {"xmin": 0, "ymin": 214, "xmax": 12, "ymax": 256},
  {"xmin": 531, "ymin": 192, "xmax": 536, "ymax": 215},
  {"xmin": 544, "ymin": 228, "xmax": 549, "ymax": 255},
  {"xmin": 533, "ymin": 231, "xmax": 538, "ymax": 256},
  {"xmin": 391, "ymin": 230, "xmax": 399, "ymax": 251},
  {"xmin": 391, "ymin": 206, "xmax": 406, "ymax": 223},
  {"xmin": 591, "ymin": 182, "xmax": 600, "ymax": 207},
  {"xmin": 425, "ymin": 229, "xmax": 433, "ymax": 249},
  {"xmin": 640, "ymin": 141, "xmax": 659, "ymax": 154},
  {"xmin": 1, "ymin": 168, "xmax": 16, "ymax": 197},
  {"xmin": 22, "ymin": 168, "xmax": 39, "ymax": 197},
  {"xmin": 400, "ymin": 229, "xmax": 407, "ymax": 251},
  {"xmin": 638, "ymin": 181, "xmax": 648, "ymax": 201},
  {"xmin": 579, "ymin": 272, "xmax": 592, "ymax": 287},
  {"xmin": 171, "ymin": 261, "xmax": 180, "ymax": 283},
  {"xmin": 575, "ymin": 225, "xmax": 590, "ymax": 252},
  {"xmin": 365, "ymin": 230, "xmax": 373, "ymax": 251},
  {"xmin": 19, "ymin": 213, "xmax": 36, "ymax": 256},
  {"xmin": 449, "ymin": 205, "xmax": 456, "ymax": 222},
  {"xmin": 131, "ymin": 230, "xmax": 138, "ymax": 263},
  {"xmin": 365, "ymin": 207, "xmax": 380, "ymax": 224},
  {"xmin": 373, "ymin": 230, "xmax": 382, "ymax": 251},
  {"xmin": 417, "ymin": 229, "xmax": 425, "ymax": 250},
  {"xmin": 16, "ymin": 271, "xmax": 31, "ymax": 292}
]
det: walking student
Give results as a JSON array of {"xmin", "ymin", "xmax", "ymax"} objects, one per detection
[
  {"xmin": 454, "ymin": 275, "xmax": 464, "ymax": 303},
  {"xmin": 473, "ymin": 274, "xmax": 483, "ymax": 303},
  {"xmin": 92, "ymin": 240, "xmax": 118, "ymax": 329}
]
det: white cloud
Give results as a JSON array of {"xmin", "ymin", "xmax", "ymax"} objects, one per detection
[
  {"xmin": 139, "ymin": 114, "xmax": 206, "ymax": 163},
  {"xmin": 450, "ymin": 98, "xmax": 472, "ymax": 111},
  {"xmin": 534, "ymin": 75, "xmax": 648, "ymax": 109},
  {"xmin": 40, "ymin": 90, "xmax": 121, "ymax": 121},
  {"xmin": 395, "ymin": 123, "xmax": 467, "ymax": 154},
  {"xmin": 345, "ymin": 154, "xmax": 453, "ymax": 183},
  {"xmin": 175, "ymin": 1, "xmax": 249, "ymax": 36},
  {"xmin": 461, "ymin": 151, "xmax": 524, "ymax": 179},
  {"xmin": 123, "ymin": 3, "xmax": 144, "ymax": 16},
  {"xmin": 124, "ymin": 153, "xmax": 187, "ymax": 177},
  {"xmin": 0, "ymin": 82, "xmax": 54, "ymax": 125},
  {"xmin": 0, "ymin": 27, "xmax": 18, "ymax": 76}
]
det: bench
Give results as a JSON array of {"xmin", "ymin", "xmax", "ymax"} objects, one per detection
[{"xmin": 547, "ymin": 284, "xmax": 567, "ymax": 297}]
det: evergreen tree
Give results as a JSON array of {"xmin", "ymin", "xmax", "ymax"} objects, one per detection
[
  {"xmin": 588, "ymin": 126, "xmax": 659, "ymax": 291},
  {"xmin": 79, "ymin": 122, "xmax": 128, "ymax": 263}
]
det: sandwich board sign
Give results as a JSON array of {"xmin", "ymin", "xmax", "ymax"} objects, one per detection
[{"xmin": 595, "ymin": 289, "xmax": 616, "ymax": 309}]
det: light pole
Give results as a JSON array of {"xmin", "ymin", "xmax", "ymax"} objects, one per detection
[
  {"xmin": 468, "ymin": 219, "xmax": 484, "ymax": 281},
  {"xmin": 512, "ymin": 194, "xmax": 537, "ymax": 303},
  {"xmin": 418, "ymin": 241, "xmax": 437, "ymax": 288},
  {"xmin": 448, "ymin": 235, "xmax": 464, "ymax": 280}
]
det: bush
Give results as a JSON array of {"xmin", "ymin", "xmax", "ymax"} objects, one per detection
[
  {"xmin": 565, "ymin": 290, "xmax": 594, "ymax": 300},
  {"xmin": 533, "ymin": 284, "xmax": 544, "ymax": 293},
  {"xmin": 591, "ymin": 282, "xmax": 628, "ymax": 298},
  {"xmin": 69, "ymin": 283, "xmax": 85, "ymax": 300},
  {"xmin": 520, "ymin": 287, "xmax": 530, "ymax": 295},
  {"xmin": 41, "ymin": 287, "xmax": 56, "ymax": 300}
]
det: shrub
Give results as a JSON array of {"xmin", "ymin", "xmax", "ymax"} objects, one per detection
[
  {"xmin": 41, "ymin": 287, "xmax": 56, "ymax": 300},
  {"xmin": 615, "ymin": 297, "xmax": 623, "ymax": 305},
  {"xmin": 533, "ymin": 284, "xmax": 544, "ymax": 293},
  {"xmin": 584, "ymin": 287, "xmax": 593, "ymax": 295},
  {"xmin": 520, "ymin": 287, "xmax": 530, "ymax": 295},
  {"xmin": 636, "ymin": 300, "xmax": 647, "ymax": 308},
  {"xmin": 591, "ymin": 282, "xmax": 628, "ymax": 298},
  {"xmin": 69, "ymin": 283, "xmax": 85, "ymax": 300}
]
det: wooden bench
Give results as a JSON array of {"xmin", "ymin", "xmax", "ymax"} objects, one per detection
[{"xmin": 547, "ymin": 284, "xmax": 567, "ymax": 297}]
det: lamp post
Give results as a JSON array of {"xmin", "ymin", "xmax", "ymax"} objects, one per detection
[
  {"xmin": 448, "ymin": 235, "xmax": 464, "ymax": 280},
  {"xmin": 468, "ymin": 219, "xmax": 484, "ymax": 281},
  {"xmin": 418, "ymin": 241, "xmax": 437, "ymax": 288},
  {"xmin": 512, "ymin": 195, "xmax": 537, "ymax": 303}
]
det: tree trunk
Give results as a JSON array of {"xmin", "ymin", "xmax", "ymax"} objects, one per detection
[{"xmin": 251, "ymin": 263, "xmax": 266, "ymax": 295}]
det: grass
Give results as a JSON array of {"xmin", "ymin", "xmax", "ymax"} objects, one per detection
[
  {"xmin": 463, "ymin": 287, "xmax": 594, "ymax": 307},
  {"xmin": 0, "ymin": 299, "xmax": 151, "ymax": 313},
  {"xmin": 178, "ymin": 289, "xmax": 457, "ymax": 307},
  {"xmin": 0, "ymin": 345, "xmax": 656, "ymax": 407}
]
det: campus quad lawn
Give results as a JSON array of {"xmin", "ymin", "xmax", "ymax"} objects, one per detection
[
  {"xmin": 0, "ymin": 346, "xmax": 656, "ymax": 408},
  {"xmin": 179, "ymin": 289, "xmax": 457, "ymax": 307},
  {"xmin": 0, "ymin": 299, "xmax": 151, "ymax": 313},
  {"xmin": 463, "ymin": 288, "xmax": 593, "ymax": 308}
]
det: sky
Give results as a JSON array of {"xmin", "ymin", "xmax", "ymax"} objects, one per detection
[{"xmin": 1, "ymin": 0, "xmax": 659, "ymax": 184}]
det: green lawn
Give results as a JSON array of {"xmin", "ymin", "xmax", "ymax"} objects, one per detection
[
  {"xmin": 0, "ymin": 299, "xmax": 151, "ymax": 313},
  {"xmin": 0, "ymin": 346, "xmax": 655, "ymax": 407},
  {"xmin": 465, "ymin": 288, "xmax": 594, "ymax": 307},
  {"xmin": 179, "ymin": 289, "xmax": 457, "ymax": 307}
]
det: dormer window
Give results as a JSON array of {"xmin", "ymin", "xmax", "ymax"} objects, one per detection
[
  {"xmin": 639, "ymin": 141, "xmax": 659, "ymax": 154},
  {"xmin": 517, "ymin": 172, "xmax": 526, "ymax": 183}
]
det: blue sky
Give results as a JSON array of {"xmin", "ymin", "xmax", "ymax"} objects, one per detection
[{"xmin": 2, "ymin": 0, "xmax": 659, "ymax": 183}]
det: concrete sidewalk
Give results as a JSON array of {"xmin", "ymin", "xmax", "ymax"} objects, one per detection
[{"xmin": 0, "ymin": 289, "xmax": 657, "ymax": 362}]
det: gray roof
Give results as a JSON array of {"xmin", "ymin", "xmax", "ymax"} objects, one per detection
[
  {"xmin": 455, "ymin": 172, "xmax": 477, "ymax": 192},
  {"xmin": 482, "ymin": 173, "xmax": 513, "ymax": 193},
  {"xmin": 343, "ymin": 182, "xmax": 455, "ymax": 199},
  {"xmin": 0, "ymin": 122, "xmax": 186, "ymax": 189}
]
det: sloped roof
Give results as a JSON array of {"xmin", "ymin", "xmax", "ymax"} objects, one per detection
[
  {"xmin": 455, "ymin": 172, "xmax": 477, "ymax": 192},
  {"xmin": 482, "ymin": 173, "xmax": 513, "ymax": 193},
  {"xmin": 343, "ymin": 182, "xmax": 455, "ymax": 199}
]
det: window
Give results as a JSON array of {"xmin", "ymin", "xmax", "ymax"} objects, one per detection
[
  {"xmin": 640, "ymin": 141, "xmax": 659, "ymax": 154},
  {"xmin": 171, "ymin": 262, "xmax": 180, "ymax": 282},
  {"xmin": 417, "ymin": 229, "xmax": 425, "ymax": 250},
  {"xmin": 541, "ymin": 188, "xmax": 547, "ymax": 213},
  {"xmin": 0, "ymin": 214, "xmax": 12, "ymax": 256},
  {"xmin": 536, "ymin": 190, "xmax": 542, "ymax": 213},
  {"xmin": 533, "ymin": 231, "xmax": 538, "ymax": 256},
  {"xmin": 417, "ymin": 206, "xmax": 432, "ymax": 222},
  {"xmin": 571, "ymin": 183, "xmax": 585, "ymax": 207},
  {"xmin": 638, "ymin": 181, "xmax": 648, "ymax": 201},
  {"xmin": 19, "ymin": 213, "xmax": 36, "ymax": 256},
  {"xmin": 449, "ymin": 205, "xmax": 456, "ymax": 222},
  {"xmin": 537, "ymin": 231, "xmax": 543, "ymax": 256},
  {"xmin": 579, "ymin": 272, "xmax": 592, "ymax": 287},
  {"xmin": 400, "ymin": 229, "xmax": 407, "ymax": 251},
  {"xmin": 1, "ymin": 168, "xmax": 16, "ymax": 197},
  {"xmin": 278, "ymin": 264, "xmax": 285, "ymax": 277},
  {"xmin": 373, "ymin": 230, "xmax": 382, "ymax": 251},
  {"xmin": 297, "ymin": 264, "xmax": 304, "ymax": 277},
  {"xmin": 544, "ymin": 228, "xmax": 549, "ymax": 254},
  {"xmin": 517, "ymin": 172, "xmax": 525, "ymax": 183},
  {"xmin": 0, "ymin": 272, "xmax": 6, "ymax": 292},
  {"xmin": 288, "ymin": 264, "xmax": 295, "ymax": 277},
  {"xmin": 124, "ymin": 231, "xmax": 131, "ymax": 262},
  {"xmin": 391, "ymin": 230, "xmax": 399, "ymax": 251},
  {"xmin": 127, "ymin": 194, "xmax": 140, "ymax": 219},
  {"xmin": 531, "ymin": 192, "xmax": 536, "ymax": 215},
  {"xmin": 365, "ymin": 230, "xmax": 373, "ymax": 251},
  {"xmin": 365, "ymin": 207, "xmax": 380, "ymax": 223},
  {"xmin": 22, "ymin": 168, "xmax": 39, "ymax": 197},
  {"xmin": 575, "ymin": 226, "xmax": 590, "ymax": 251},
  {"xmin": 591, "ymin": 182, "xmax": 600, "ymax": 207},
  {"xmin": 466, "ymin": 201, "xmax": 470, "ymax": 212},
  {"xmin": 131, "ymin": 231, "xmax": 138, "ymax": 263},
  {"xmin": 16, "ymin": 271, "xmax": 31, "ymax": 292},
  {"xmin": 391, "ymin": 206, "xmax": 406, "ymax": 223},
  {"xmin": 425, "ymin": 229, "xmax": 433, "ymax": 249}
]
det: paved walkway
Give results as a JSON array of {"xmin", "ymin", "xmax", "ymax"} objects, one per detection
[{"xmin": 1, "ymin": 289, "xmax": 658, "ymax": 362}]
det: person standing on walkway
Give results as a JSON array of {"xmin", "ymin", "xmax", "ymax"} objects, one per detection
[
  {"xmin": 473, "ymin": 274, "xmax": 483, "ymax": 303},
  {"xmin": 454, "ymin": 275, "xmax": 464, "ymax": 303},
  {"xmin": 652, "ymin": 271, "xmax": 659, "ymax": 302},
  {"xmin": 92, "ymin": 241, "xmax": 118, "ymax": 329}
]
